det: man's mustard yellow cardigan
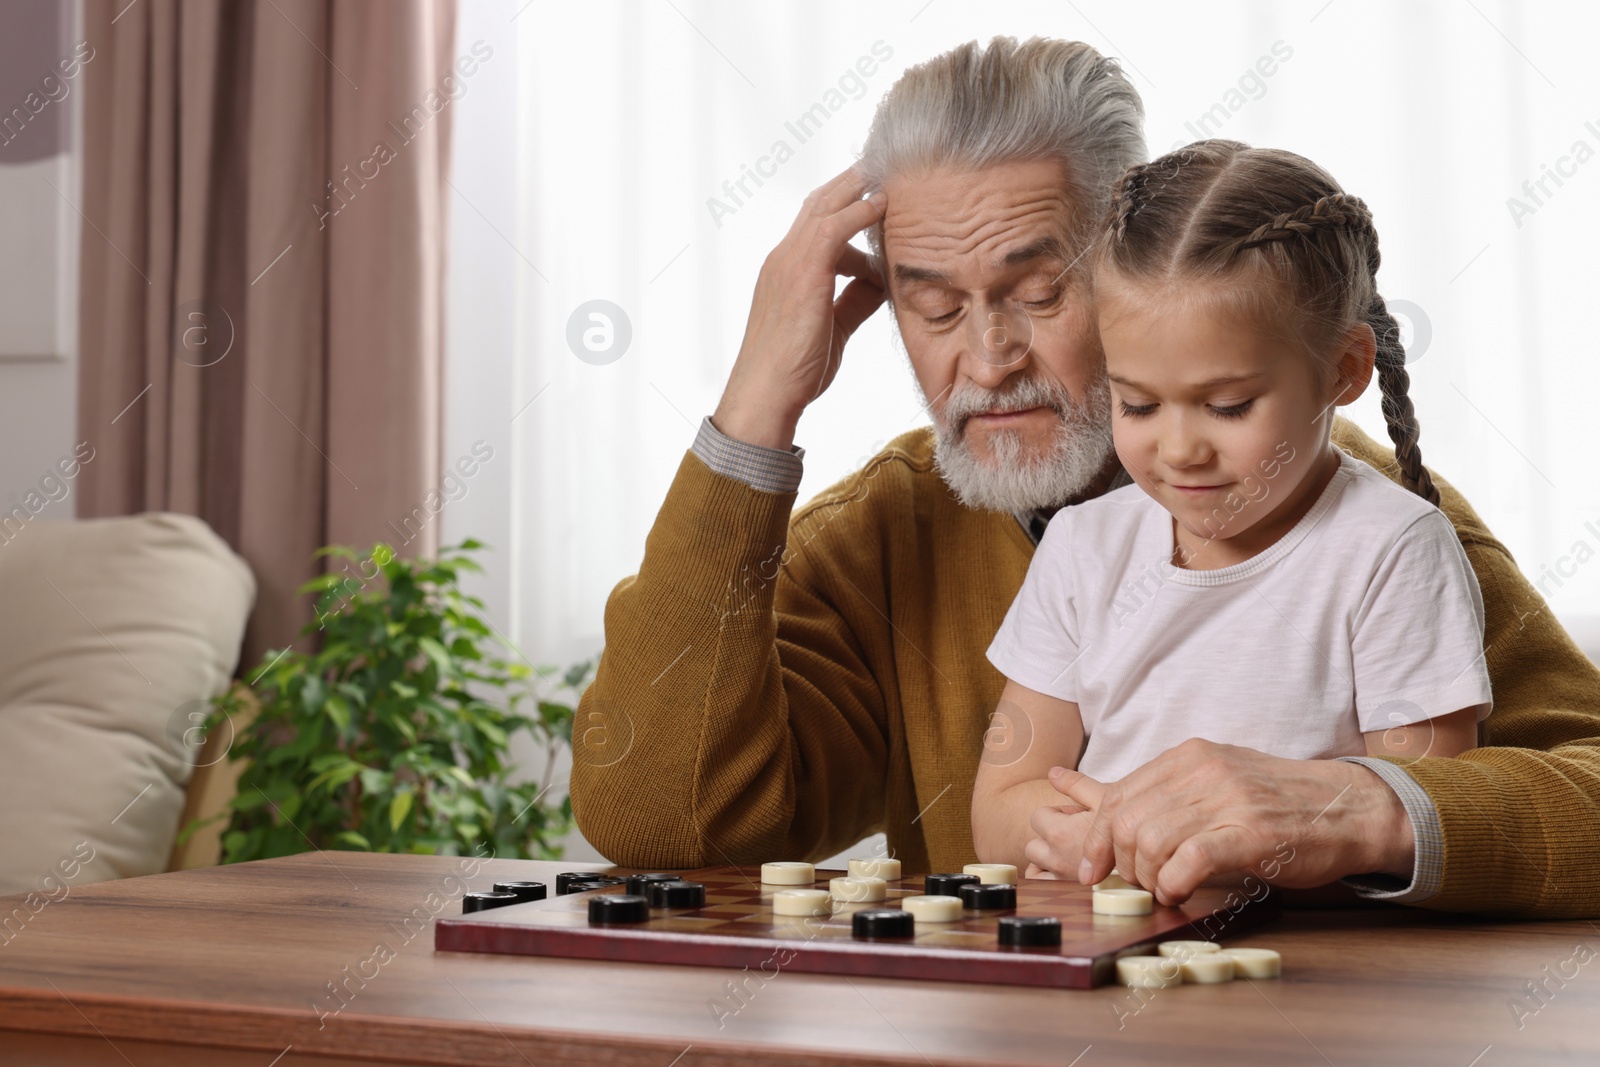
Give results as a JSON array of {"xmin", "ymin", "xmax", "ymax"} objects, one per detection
[{"xmin": 570, "ymin": 419, "xmax": 1600, "ymax": 918}]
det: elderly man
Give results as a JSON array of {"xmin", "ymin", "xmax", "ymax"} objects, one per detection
[{"xmin": 570, "ymin": 36, "xmax": 1600, "ymax": 917}]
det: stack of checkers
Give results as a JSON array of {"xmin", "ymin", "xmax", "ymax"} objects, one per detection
[
  {"xmin": 460, "ymin": 872, "xmax": 638, "ymax": 914},
  {"xmin": 555, "ymin": 872, "xmax": 627, "ymax": 895},
  {"xmin": 1116, "ymin": 941, "xmax": 1282, "ymax": 987},
  {"xmin": 562, "ymin": 872, "xmax": 714, "ymax": 923},
  {"xmin": 461, "ymin": 880, "xmax": 550, "ymax": 912}
]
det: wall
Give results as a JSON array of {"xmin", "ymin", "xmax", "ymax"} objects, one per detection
[{"xmin": 0, "ymin": 0, "xmax": 81, "ymax": 526}]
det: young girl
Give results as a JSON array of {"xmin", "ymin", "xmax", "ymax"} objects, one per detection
[{"xmin": 971, "ymin": 140, "xmax": 1492, "ymax": 876}]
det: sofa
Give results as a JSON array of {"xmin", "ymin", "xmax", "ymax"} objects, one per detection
[{"xmin": 0, "ymin": 512, "xmax": 255, "ymax": 896}]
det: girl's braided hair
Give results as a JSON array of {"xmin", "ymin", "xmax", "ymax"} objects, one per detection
[{"xmin": 1097, "ymin": 140, "xmax": 1438, "ymax": 505}]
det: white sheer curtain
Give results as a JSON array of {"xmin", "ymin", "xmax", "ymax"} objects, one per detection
[{"xmin": 444, "ymin": 0, "xmax": 1600, "ymax": 849}]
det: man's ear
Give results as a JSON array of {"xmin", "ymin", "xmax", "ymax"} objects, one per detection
[{"xmin": 1329, "ymin": 321, "xmax": 1376, "ymax": 405}]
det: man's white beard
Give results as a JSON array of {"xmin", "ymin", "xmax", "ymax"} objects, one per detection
[{"xmin": 931, "ymin": 372, "xmax": 1116, "ymax": 513}]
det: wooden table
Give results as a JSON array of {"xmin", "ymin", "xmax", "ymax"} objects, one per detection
[{"xmin": 1, "ymin": 852, "xmax": 1596, "ymax": 1066}]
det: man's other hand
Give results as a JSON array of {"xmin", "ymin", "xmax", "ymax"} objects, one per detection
[{"xmin": 712, "ymin": 165, "xmax": 887, "ymax": 451}]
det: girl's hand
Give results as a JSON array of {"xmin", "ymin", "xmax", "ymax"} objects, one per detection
[
  {"xmin": 1053, "ymin": 739, "xmax": 1413, "ymax": 905},
  {"xmin": 1021, "ymin": 769, "xmax": 1102, "ymax": 879}
]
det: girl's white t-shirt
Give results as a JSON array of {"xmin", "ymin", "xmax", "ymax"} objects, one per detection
[{"xmin": 986, "ymin": 449, "xmax": 1494, "ymax": 783}]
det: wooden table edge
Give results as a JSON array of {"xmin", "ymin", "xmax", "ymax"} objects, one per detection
[{"xmin": 0, "ymin": 985, "xmax": 946, "ymax": 1067}]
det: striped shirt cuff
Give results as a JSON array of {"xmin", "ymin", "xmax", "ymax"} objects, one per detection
[
  {"xmin": 1335, "ymin": 756, "xmax": 1443, "ymax": 904},
  {"xmin": 692, "ymin": 416, "xmax": 805, "ymax": 494}
]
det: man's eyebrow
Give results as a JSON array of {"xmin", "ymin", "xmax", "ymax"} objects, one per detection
[
  {"xmin": 999, "ymin": 235, "xmax": 1069, "ymax": 268},
  {"xmin": 892, "ymin": 262, "xmax": 951, "ymax": 285},
  {"xmin": 890, "ymin": 234, "xmax": 1070, "ymax": 287},
  {"xmin": 1107, "ymin": 371, "xmax": 1266, "ymax": 390}
]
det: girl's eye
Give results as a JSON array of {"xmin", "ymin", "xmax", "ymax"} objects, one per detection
[
  {"xmin": 1210, "ymin": 400, "xmax": 1255, "ymax": 419},
  {"xmin": 1118, "ymin": 400, "xmax": 1156, "ymax": 418}
]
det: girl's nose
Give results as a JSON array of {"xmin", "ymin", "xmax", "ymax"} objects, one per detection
[{"xmin": 1159, "ymin": 414, "xmax": 1212, "ymax": 468}]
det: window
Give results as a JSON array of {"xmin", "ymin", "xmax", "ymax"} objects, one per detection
[{"xmin": 444, "ymin": 1, "xmax": 1600, "ymax": 763}]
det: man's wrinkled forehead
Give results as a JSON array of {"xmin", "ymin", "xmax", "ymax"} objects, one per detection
[
  {"xmin": 879, "ymin": 159, "xmax": 1081, "ymax": 289},
  {"xmin": 891, "ymin": 234, "xmax": 1073, "ymax": 287}
]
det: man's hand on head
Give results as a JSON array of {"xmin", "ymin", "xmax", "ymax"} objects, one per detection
[
  {"xmin": 1050, "ymin": 739, "xmax": 1416, "ymax": 906},
  {"xmin": 713, "ymin": 165, "xmax": 887, "ymax": 452}
]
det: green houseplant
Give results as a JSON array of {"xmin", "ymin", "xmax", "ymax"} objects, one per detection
[{"xmin": 199, "ymin": 539, "xmax": 593, "ymax": 862}]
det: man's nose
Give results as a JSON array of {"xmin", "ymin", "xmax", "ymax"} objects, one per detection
[{"xmin": 960, "ymin": 305, "xmax": 1033, "ymax": 387}]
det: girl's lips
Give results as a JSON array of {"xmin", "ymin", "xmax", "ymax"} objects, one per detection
[{"xmin": 1170, "ymin": 483, "xmax": 1229, "ymax": 495}]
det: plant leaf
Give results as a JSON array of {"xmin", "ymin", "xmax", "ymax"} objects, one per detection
[
  {"xmin": 335, "ymin": 830, "xmax": 372, "ymax": 851},
  {"xmin": 389, "ymin": 790, "xmax": 414, "ymax": 832},
  {"xmin": 418, "ymin": 636, "xmax": 453, "ymax": 676}
]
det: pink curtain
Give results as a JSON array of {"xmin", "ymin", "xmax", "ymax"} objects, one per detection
[{"xmin": 76, "ymin": 0, "xmax": 458, "ymax": 668}]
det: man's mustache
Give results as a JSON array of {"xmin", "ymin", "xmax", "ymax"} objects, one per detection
[{"xmin": 942, "ymin": 379, "xmax": 1070, "ymax": 434}]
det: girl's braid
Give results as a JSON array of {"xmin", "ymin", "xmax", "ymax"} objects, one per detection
[
  {"xmin": 1229, "ymin": 193, "xmax": 1377, "ymax": 255},
  {"xmin": 1111, "ymin": 150, "xmax": 1196, "ymax": 243},
  {"xmin": 1228, "ymin": 194, "xmax": 1441, "ymax": 505},
  {"xmin": 1111, "ymin": 162, "xmax": 1155, "ymax": 243},
  {"xmin": 1369, "ymin": 293, "xmax": 1440, "ymax": 505}
]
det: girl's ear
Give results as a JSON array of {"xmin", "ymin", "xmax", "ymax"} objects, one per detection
[{"xmin": 1330, "ymin": 321, "xmax": 1377, "ymax": 405}]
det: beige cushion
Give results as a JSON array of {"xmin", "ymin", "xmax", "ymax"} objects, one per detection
[{"xmin": 0, "ymin": 513, "xmax": 254, "ymax": 895}]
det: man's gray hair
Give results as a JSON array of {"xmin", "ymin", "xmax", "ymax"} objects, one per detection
[{"xmin": 858, "ymin": 36, "xmax": 1147, "ymax": 274}]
